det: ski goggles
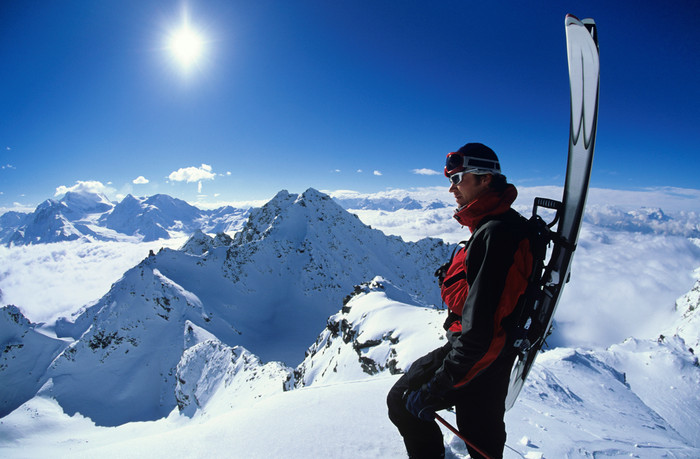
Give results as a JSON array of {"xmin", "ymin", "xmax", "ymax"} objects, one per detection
[{"xmin": 444, "ymin": 152, "xmax": 501, "ymax": 177}]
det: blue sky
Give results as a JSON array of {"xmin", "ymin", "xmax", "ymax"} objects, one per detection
[{"xmin": 1, "ymin": 1, "xmax": 698, "ymax": 209}]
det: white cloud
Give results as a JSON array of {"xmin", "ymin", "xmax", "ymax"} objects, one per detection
[
  {"xmin": 133, "ymin": 176, "xmax": 149, "ymax": 185},
  {"xmin": 412, "ymin": 168, "xmax": 440, "ymax": 176},
  {"xmin": 55, "ymin": 180, "xmax": 111, "ymax": 197},
  {"xmin": 168, "ymin": 164, "xmax": 216, "ymax": 183},
  {"xmin": 357, "ymin": 169, "xmax": 363, "ymax": 173},
  {"xmin": 373, "ymin": 170, "xmax": 382, "ymax": 176}
]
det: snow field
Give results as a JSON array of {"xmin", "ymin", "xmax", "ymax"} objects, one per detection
[{"xmin": 1, "ymin": 377, "xmax": 410, "ymax": 459}]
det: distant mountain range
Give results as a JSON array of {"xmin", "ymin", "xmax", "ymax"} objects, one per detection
[
  {"xmin": 5, "ymin": 187, "xmax": 696, "ymax": 248},
  {"xmin": 0, "ymin": 191, "xmax": 249, "ymax": 245},
  {"xmin": 0, "ymin": 191, "xmax": 450, "ymax": 246}
]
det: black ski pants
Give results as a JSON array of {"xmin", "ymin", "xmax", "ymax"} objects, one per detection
[{"xmin": 386, "ymin": 343, "xmax": 514, "ymax": 459}]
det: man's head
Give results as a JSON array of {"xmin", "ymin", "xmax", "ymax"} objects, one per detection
[
  {"xmin": 444, "ymin": 143, "xmax": 506, "ymax": 207},
  {"xmin": 444, "ymin": 143, "xmax": 501, "ymax": 178}
]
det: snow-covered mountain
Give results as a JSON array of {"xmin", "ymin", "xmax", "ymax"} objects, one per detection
[
  {"xmin": 2, "ymin": 192, "xmax": 114, "ymax": 245},
  {"xmin": 0, "ymin": 192, "xmax": 249, "ymax": 245},
  {"xmin": 0, "ymin": 188, "xmax": 451, "ymax": 426},
  {"xmin": 99, "ymin": 194, "xmax": 244, "ymax": 241},
  {"xmin": 175, "ymin": 333, "xmax": 292, "ymax": 418},
  {"xmin": 0, "ymin": 306, "xmax": 68, "ymax": 417},
  {"xmin": 291, "ymin": 277, "xmax": 446, "ymax": 388},
  {"xmin": 0, "ymin": 212, "xmax": 27, "ymax": 243},
  {"xmin": 671, "ymin": 276, "xmax": 700, "ymax": 350}
]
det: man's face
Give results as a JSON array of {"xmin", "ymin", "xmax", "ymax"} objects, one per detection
[{"xmin": 449, "ymin": 173, "xmax": 492, "ymax": 208}]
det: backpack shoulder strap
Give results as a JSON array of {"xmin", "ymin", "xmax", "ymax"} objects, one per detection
[{"xmin": 434, "ymin": 240, "xmax": 468, "ymax": 286}]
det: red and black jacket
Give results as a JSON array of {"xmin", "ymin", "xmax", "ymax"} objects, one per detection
[{"xmin": 434, "ymin": 188, "xmax": 533, "ymax": 391}]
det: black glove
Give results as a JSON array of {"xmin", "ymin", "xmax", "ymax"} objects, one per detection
[{"xmin": 404, "ymin": 381, "xmax": 444, "ymax": 422}]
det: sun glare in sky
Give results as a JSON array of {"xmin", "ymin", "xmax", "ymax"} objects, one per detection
[{"xmin": 166, "ymin": 11, "xmax": 206, "ymax": 73}]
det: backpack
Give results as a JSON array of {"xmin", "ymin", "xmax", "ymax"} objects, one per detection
[
  {"xmin": 508, "ymin": 197, "xmax": 562, "ymax": 354},
  {"xmin": 434, "ymin": 197, "xmax": 565, "ymax": 354}
]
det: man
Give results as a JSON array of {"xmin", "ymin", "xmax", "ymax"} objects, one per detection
[{"xmin": 387, "ymin": 143, "xmax": 533, "ymax": 459}]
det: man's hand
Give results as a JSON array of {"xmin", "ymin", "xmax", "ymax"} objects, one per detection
[{"xmin": 404, "ymin": 382, "xmax": 443, "ymax": 422}]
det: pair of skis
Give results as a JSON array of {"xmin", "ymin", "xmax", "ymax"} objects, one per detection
[{"xmin": 505, "ymin": 15, "xmax": 600, "ymax": 410}]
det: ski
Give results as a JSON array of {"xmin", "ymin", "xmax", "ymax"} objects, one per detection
[{"xmin": 505, "ymin": 14, "xmax": 600, "ymax": 410}]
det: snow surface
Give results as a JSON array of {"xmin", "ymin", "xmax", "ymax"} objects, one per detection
[{"xmin": 1, "ymin": 185, "xmax": 700, "ymax": 457}]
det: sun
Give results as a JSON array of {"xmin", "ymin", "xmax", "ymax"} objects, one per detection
[
  {"xmin": 166, "ymin": 11, "xmax": 207, "ymax": 73},
  {"xmin": 169, "ymin": 26, "xmax": 204, "ymax": 69}
]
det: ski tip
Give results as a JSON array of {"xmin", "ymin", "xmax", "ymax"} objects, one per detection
[
  {"xmin": 566, "ymin": 14, "xmax": 596, "ymax": 26},
  {"xmin": 566, "ymin": 14, "xmax": 598, "ymax": 47},
  {"xmin": 564, "ymin": 14, "xmax": 581, "ymax": 25}
]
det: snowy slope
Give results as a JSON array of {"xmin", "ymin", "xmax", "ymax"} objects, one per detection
[
  {"xmin": 506, "ymin": 345, "xmax": 698, "ymax": 457},
  {"xmin": 175, "ymin": 327, "xmax": 292, "ymax": 418},
  {"xmin": 672, "ymin": 276, "xmax": 700, "ymax": 350},
  {"xmin": 0, "ymin": 306, "xmax": 68, "ymax": 417},
  {"xmin": 598, "ymin": 337, "xmax": 700, "ymax": 448}
]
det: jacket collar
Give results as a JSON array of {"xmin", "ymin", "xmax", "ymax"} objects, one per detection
[{"xmin": 453, "ymin": 184, "xmax": 518, "ymax": 232}]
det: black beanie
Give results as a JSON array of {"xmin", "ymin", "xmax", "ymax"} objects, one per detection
[{"xmin": 455, "ymin": 143, "xmax": 501, "ymax": 174}]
